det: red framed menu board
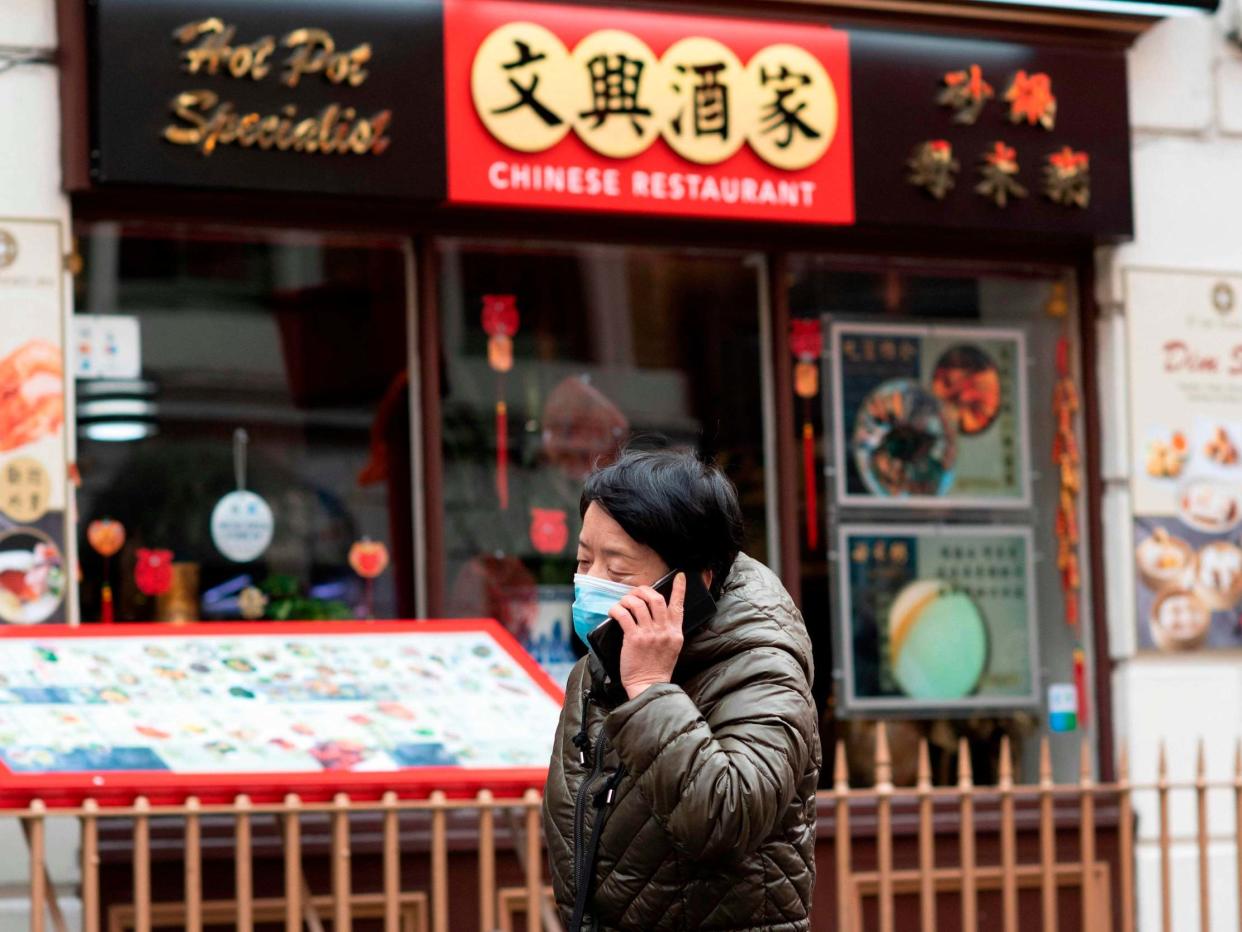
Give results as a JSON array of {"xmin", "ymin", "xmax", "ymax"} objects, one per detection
[{"xmin": 0, "ymin": 620, "xmax": 566, "ymax": 806}]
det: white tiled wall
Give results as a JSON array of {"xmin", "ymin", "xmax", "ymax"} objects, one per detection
[
  {"xmin": 1105, "ymin": 4, "xmax": 1242, "ymax": 929},
  {"xmin": 0, "ymin": 0, "xmax": 79, "ymax": 918}
]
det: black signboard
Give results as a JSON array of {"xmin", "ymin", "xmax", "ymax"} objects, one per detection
[
  {"xmin": 82, "ymin": 0, "xmax": 1134, "ymax": 240},
  {"xmin": 961, "ymin": 0, "xmax": 1217, "ymax": 10},
  {"xmin": 851, "ymin": 28, "xmax": 1133, "ymax": 240},
  {"xmin": 91, "ymin": 0, "xmax": 445, "ymax": 199}
]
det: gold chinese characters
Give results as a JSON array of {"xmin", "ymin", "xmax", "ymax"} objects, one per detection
[{"xmin": 472, "ymin": 24, "xmax": 837, "ymax": 170}]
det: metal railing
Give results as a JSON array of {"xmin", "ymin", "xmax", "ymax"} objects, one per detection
[
  {"xmin": 15, "ymin": 789, "xmax": 551, "ymax": 932},
  {"xmin": 6, "ymin": 728, "xmax": 1241, "ymax": 931},
  {"xmin": 829, "ymin": 726, "xmax": 1241, "ymax": 932}
]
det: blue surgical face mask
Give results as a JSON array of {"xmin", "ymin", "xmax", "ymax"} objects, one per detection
[{"xmin": 572, "ymin": 573, "xmax": 633, "ymax": 649}]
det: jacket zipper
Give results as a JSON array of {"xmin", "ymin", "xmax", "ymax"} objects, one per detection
[{"xmin": 572, "ymin": 691, "xmax": 608, "ymax": 897}]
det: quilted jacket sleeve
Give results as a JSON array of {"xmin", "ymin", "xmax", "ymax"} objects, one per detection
[{"xmin": 601, "ymin": 644, "xmax": 815, "ymax": 863}]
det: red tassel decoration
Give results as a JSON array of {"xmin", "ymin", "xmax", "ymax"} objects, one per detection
[
  {"xmin": 87, "ymin": 519, "xmax": 125, "ymax": 624},
  {"xmin": 790, "ymin": 319, "xmax": 824, "ymax": 552},
  {"xmin": 802, "ymin": 421, "xmax": 818, "ymax": 552},
  {"xmin": 1050, "ymin": 313, "xmax": 1082, "ymax": 628},
  {"xmin": 482, "ymin": 295, "xmax": 519, "ymax": 511},
  {"xmin": 1073, "ymin": 647, "xmax": 1088, "ymax": 725},
  {"xmin": 496, "ymin": 400, "xmax": 509, "ymax": 510}
]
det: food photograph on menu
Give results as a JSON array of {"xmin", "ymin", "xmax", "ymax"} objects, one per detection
[
  {"xmin": 829, "ymin": 322, "xmax": 1030, "ymax": 509},
  {"xmin": 837, "ymin": 525, "xmax": 1038, "ymax": 712},
  {"xmin": 1133, "ymin": 507, "xmax": 1242, "ymax": 652}
]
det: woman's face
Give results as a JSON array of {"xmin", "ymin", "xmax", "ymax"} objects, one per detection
[{"xmin": 576, "ymin": 503, "xmax": 670, "ymax": 587}]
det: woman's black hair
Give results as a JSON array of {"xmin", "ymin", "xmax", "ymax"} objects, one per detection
[{"xmin": 579, "ymin": 448, "xmax": 746, "ymax": 596}]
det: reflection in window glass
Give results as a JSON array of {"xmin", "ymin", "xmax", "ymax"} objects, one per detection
[
  {"xmin": 437, "ymin": 241, "xmax": 768, "ymax": 684},
  {"xmin": 73, "ymin": 225, "xmax": 413, "ymax": 624},
  {"xmin": 787, "ymin": 257, "xmax": 1089, "ymax": 785}
]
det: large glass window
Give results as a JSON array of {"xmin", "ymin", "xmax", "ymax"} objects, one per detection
[
  {"xmin": 436, "ymin": 241, "xmax": 770, "ymax": 684},
  {"xmin": 787, "ymin": 256, "xmax": 1093, "ymax": 784},
  {"xmin": 73, "ymin": 224, "xmax": 414, "ymax": 623}
]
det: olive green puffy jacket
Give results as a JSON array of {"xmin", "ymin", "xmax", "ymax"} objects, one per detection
[{"xmin": 543, "ymin": 554, "xmax": 821, "ymax": 932}]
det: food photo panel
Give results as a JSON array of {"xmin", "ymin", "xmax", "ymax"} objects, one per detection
[
  {"xmin": 828, "ymin": 321, "xmax": 1031, "ymax": 509},
  {"xmin": 1133, "ymin": 517, "xmax": 1242, "ymax": 652},
  {"xmin": 836, "ymin": 524, "xmax": 1039, "ymax": 713}
]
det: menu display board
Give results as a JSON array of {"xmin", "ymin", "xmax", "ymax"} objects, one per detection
[
  {"xmin": 0, "ymin": 218, "xmax": 71, "ymax": 626},
  {"xmin": 1126, "ymin": 269, "xmax": 1242, "ymax": 652},
  {"xmin": 829, "ymin": 322, "xmax": 1030, "ymax": 509},
  {"xmin": 0, "ymin": 620, "xmax": 564, "ymax": 805},
  {"xmin": 837, "ymin": 524, "xmax": 1038, "ymax": 712}
]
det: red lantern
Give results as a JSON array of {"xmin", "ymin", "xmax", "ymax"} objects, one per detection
[
  {"xmin": 789, "ymin": 319, "xmax": 823, "ymax": 360},
  {"xmin": 530, "ymin": 508, "xmax": 569, "ymax": 555},
  {"xmin": 350, "ymin": 538, "xmax": 390, "ymax": 620},
  {"xmin": 481, "ymin": 294, "xmax": 519, "ymax": 338},
  {"xmin": 349, "ymin": 539, "xmax": 390, "ymax": 579},
  {"xmin": 87, "ymin": 519, "xmax": 125, "ymax": 558},
  {"xmin": 134, "ymin": 549, "xmax": 173, "ymax": 597}
]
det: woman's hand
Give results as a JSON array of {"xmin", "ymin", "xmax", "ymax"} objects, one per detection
[{"xmin": 610, "ymin": 573, "xmax": 687, "ymax": 700}]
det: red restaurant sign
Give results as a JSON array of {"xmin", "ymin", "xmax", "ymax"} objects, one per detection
[{"xmin": 443, "ymin": 0, "xmax": 855, "ymax": 224}]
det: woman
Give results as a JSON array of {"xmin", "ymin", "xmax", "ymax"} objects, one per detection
[{"xmin": 544, "ymin": 449, "xmax": 821, "ymax": 932}]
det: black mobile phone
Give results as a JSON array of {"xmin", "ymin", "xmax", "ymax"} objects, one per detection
[{"xmin": 587, "ymin": 569, "xmax": 716, "ymax": 688}]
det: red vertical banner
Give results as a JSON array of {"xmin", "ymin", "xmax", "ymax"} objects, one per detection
[{"xmin": 444, "ymin": 0, "xmax": 854, "ymax": 225}]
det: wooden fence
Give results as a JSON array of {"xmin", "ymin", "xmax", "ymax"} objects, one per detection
[{"xmin": 7, "ymin": 727, "xmax": 1241, "ymax": 931}]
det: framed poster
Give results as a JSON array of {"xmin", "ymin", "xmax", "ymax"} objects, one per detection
[
  {"xmin": 0, "ymin": 218, "xmax": 71, "ymax": 625},
  {"xmin": 0, "ymin": 620, "xmax": 565, "ymax": 806},
  {"xmin": 828, "ymin": 322, "xmax": 1030, "ymax": 510},
  {"xmin": 836, "ymin": 524, "xmax": 1039, "ymax": 713},
  {"xmin": 1125, "ymin": 268, "xmax": 1242, "ymax": 653}
]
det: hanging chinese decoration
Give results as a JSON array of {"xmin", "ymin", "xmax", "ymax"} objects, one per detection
[
  {"xmin": 349, "ymin": 538, "xmax": 390, "ymax": 619},
  {"xmin": 530, "ymin": 508, "xmax": 570, "ymax": 555},
  {"xmin": 482, "ymin": 294, "xmax": 519, "ymax": 509},
  {"xmin": 938, "ymin": 64, "xmax": 994, "ymax": 125},
  {"xmin": 87, "ymin": 518, "xmax": 125, "ymax": 624},
  {"xmin": 134, "ymin": 548, "xmax": 174, "ymax": 598},
  {"xmin": 1005, "ymin": 71, "xmax": 1056, "ymax": 130},
  {"xmin": 210, "ymin": 428, "xmax": 275, "ymax": 564},
  {"xmin": 1044, "ymin": 147, "xmax": 1091, "ymax": 208},
  {"xmin": 790, "ymin": 319, "xmax": 823, "ymax": 551},
  {"xmin": 1049, "ymin": 282, "xmax": 1082, "ymax": 628},
  {"xmin": 976, "ymin": 141, "xmax": 1028, "ymax": 208},
  {"xmin": 907, "ymin": 140, "xmax": 959, "ymax": 200}
]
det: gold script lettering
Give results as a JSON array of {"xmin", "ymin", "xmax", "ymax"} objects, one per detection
[
  {"xmin": 283, "ymin": 28, "xmax": 371, "ymax": 88},
  {"xmin": 164, "ymin": 92, "xmax": 392, "ymax": 158},
  {"xmin": 173, "ymin": 19, "xmax": 276, "ymax": 81},
  {"xmin": 164, "ymin": 89, "xmax": 216, "ymax": 147}
]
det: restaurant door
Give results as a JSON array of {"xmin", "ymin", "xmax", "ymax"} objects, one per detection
[{"xmin": 425, "ymin": 241, "xmax": 776, "ymax": 685}]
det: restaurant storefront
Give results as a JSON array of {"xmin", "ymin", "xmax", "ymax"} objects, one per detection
[
  {"xmin": 48, "ymin": 0, "xmax": 1140, "ymax": 778},
  {"xmin": 5, "ymin": 0, "xmax": 1149, "ymax": 921}
]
